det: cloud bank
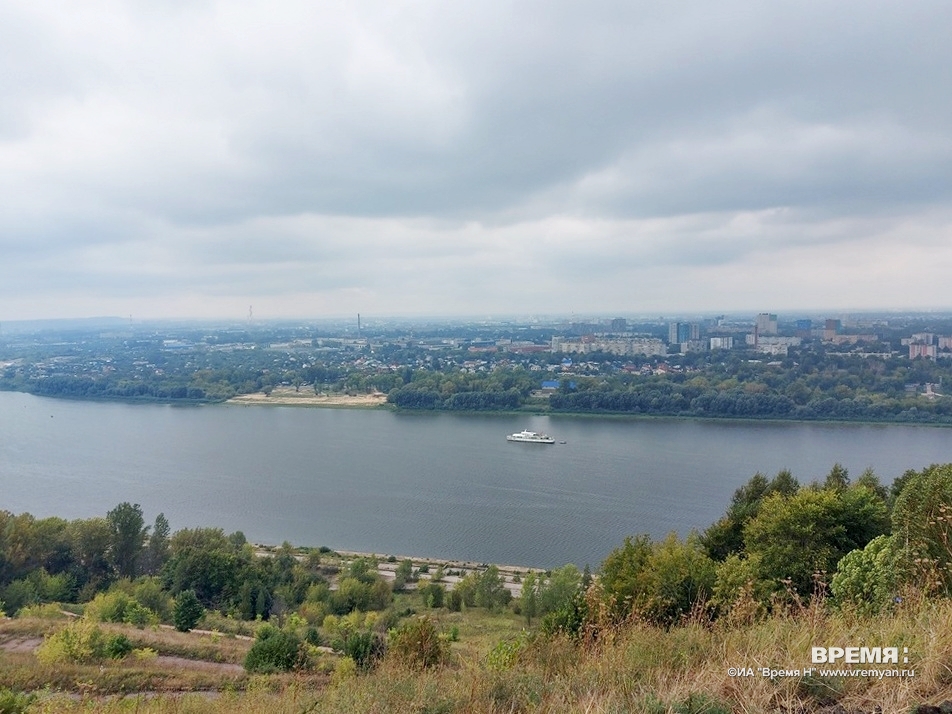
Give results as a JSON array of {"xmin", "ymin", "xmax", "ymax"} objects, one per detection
[{"xmin": 2, "ymin": 1, "xmax": 951, "ymax": 320}]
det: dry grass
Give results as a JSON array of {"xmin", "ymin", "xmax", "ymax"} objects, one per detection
[{"xmin": 6, "ymin": 599, "xmax": 952, "ymax": 712}]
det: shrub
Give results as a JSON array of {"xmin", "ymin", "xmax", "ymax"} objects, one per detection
[
  {"xmin": 341, "ymin": 630, "xmax": 385, "ymax": 670},
  {"xmin": 388, "ymin": 617, "xmax": 449, "ymax": 670},
  {"xmin": 16, "ymin": 602, "xmax": 69, "ymax": 620},
  {"xmin": 105, "ymin": 634, "xmax": 133, "ymax": 660},
  {"xmin": 418, "ymin": 581, "xmax": 445, "ymax": 608},
  {"xmin": 35, "ymin": 619, "xmax": 107, "ymax": 664},
  {"xmin": 0, "ymin": 688, "xmax": 36, "ymax": 714},
  {"xmin": 244, "ymin": 626, "xmax": 305, "ymax": 673},
  {"xmin": 486, "ymin": 632, "xmax": 530, "ymax": 672},
  {"xmin": 132, "ymin": 647, "xmax": 158, "ymax": 661},
  {"xmin": 84, "ymin": 590, "xmax": 157, "ymax": 626},
  {"xmin": 173, "ymin": 589, "xmax": 204, "ymax": 632}
]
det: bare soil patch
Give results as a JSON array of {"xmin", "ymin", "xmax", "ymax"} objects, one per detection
[
  {"xmin": 0, "ymin": 635, "xmax": 42, "ymax": 654},
  {"xmin": 228, "ymin": 388, "xmax": 387, "ymax": 408}
]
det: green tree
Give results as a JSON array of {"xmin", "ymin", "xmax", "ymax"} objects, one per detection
[
  {"xmin": 142, "ymin": 513, "xmax": 170, "ymax": 576},
  {"xmin": 823, "ymin": 463, "xmax": 850, "ymax": 491},
  {"xmin": 539, "ymin": 564, "xmax": 582, "ymax": 617},
  {"xmin": 67, "ymin": 517, "xmax": 114, "ymax": 595},
  {"xmin": 393, "ymin": 559, "xmax": 413, "ymax": 591},
  {"xmin": 107, "ymin": 503, "xmax": 148, "ymax": 579},
  {"xmin": 418, "ymin": 580, "xmax": 445, "ymax": 608},
  {"xmin": 474, "ymin": 566, "xmax": 510, "ymax": 611},
  {"xmin": 640, "ymin": 533, "xmax": 716, "ymax": 625},
  {"xmin": 173, "ymin": 589, "xmax": 204, "ymax": 632},
  {"xmin": 520, "ymin": 571, "xmax": 539, "ymax": 626},
  {"xmin": 890, "ymin": 463, "xmax": 952, "ymax": 595},
  {"xmin": 830, "ymin": 535, "xmax": 901, "ymax": 615},
  {"xmin": 599, "ymin": 534, "xmax": 653, "ymax": 620},
  {"xmin": 744, "ymin": 485, "xmax": 888, "ymax": 597}
]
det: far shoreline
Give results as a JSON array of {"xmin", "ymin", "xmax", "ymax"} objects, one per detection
[
  {"xmin": 5, "ymin": 386, "xmax": 952, "ymax": 428},
  {"xmin": 223, "ymin": 386, "xmax": 952, "ymax": 429}
]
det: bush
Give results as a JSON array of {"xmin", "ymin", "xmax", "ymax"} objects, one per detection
[
  {"xmin": 16, "ymin": 603, "xmax": 69, "ymax": 620},
  {"xmin": 105, "ymin": 634, "xmax": 133, "ymax": 660},
  {"xmin": 340, "ymin": 630, "xmax": 385, "ymax": 670},
  {"xmin": 418, "ymin": 581, "xmax": 445, "ymax": 608},
  {"xmin": 173, "ymin": 589, "xmax": 204, "ymax": 632},
  {"xmin": 132, "ymin": 647, "xmax": 158, "ymax": 661},
  {"xmin": 35, "ymin": 619, "xmax": 107, "ymax": 664},
  {"xmin": 244, "ymin": 626, "xmax": 305, "ymax": 673},
  {"xmin": 388, "ymin": 617, "xmax": 449, "ymax": 670},
  {"xmin": 0, "ymin": 688, "xmax": 36, "ymax": 714}
]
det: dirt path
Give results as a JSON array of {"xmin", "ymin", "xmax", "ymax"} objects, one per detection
[{"xmin": 0, "ymin": 636, "xmax": 42, "ymax": 653}]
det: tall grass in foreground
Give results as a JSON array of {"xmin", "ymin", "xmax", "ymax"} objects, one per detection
[{"xmin": 16, "ymin": 598, "xmax": 952, "ymax": 713}]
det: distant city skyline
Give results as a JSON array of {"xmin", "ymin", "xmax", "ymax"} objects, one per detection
[{"xmin": 3, "ymin": 2, "xmax": 952, "ymax": 321}]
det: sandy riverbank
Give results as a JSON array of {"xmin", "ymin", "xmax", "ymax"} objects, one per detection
[{"xmin": 228, "ymin": 387, "xmax": 388, "ymax": 408}]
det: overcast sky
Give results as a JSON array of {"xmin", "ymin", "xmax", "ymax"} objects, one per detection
[{"xmin": 2, "ymin": 1, "xmax": 951, "ymax": 321}]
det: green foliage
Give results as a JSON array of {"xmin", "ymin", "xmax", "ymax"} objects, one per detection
[
  {"xmin": 539, "ymin": 564, "xmax": 582, "ymax": 616},
  {"xmin": 106, "ymin": 502, "xmax": 148, "ymax": 579},
  {"xmin": 142, "ymin": 512, "xmax": 171, "ymax": 576},
  {"xmin": 0, "ymin": 579, "xmax": 38, "ymax": 615},
  {"xmin": 330, "ymin": 576, "xmax": 392, "ymax": 614},
  {"xmin": 388, "ymin": 617, "xmax": 450, "ymax": 670},
  {"xmin": 831, "ymin": 535, "xmax": 901, "ymax": 615},
  {"xmin": 418, "ymin": 580, "xmax": 445, "ymax": 608},
  {"xmin": 132, "ymin": 577, "xmax": 172, "ymax": 621},
  {"xmin": 393, "ymin": 559, "xmax": 414, "ymax": 591},
  {"xmin": 743, "ymin": 483, "xmax": 888, "ymax": 596},
  {"xmin": 82, "ymin": 582, "xmax": 161, "ymax": 626},
  {"xmin": 244, "ymin": 624, "xmax": 305, "ymax": 673},
  {"xmin": 710, "ymin": 553, "xmax": 768, "ymax": 619},
  {"xmin": 823, "ymin": 463, "xmax": 850, "ymax": 491},
  {"xmin": 520, "ymin": 571, "xmax": 539, "ymax": 625},
  {"xmin": 341, "ymin": 630, "xmax": 385, "ymax": 670},
  {"xmin": 474, "ymin": 566, "xmax": 511, "ymax": 611},
  {"xmin": 598, "ymin": 533, "xmax": 715, "ymax": 626},
  {"xmin": 640, "ymin": 534, "xmax": 716, "ymax": 625},
  {"xmin": 890, "ymin": 463, "xmax": 952, "ymax": 595},
  {"xmin": 104, "ymin": 633, "xmax": 133, "ymax": 659},
  {"xmin": 486, "ymin": 631, "xmax": 532, "ymax": 672},
  {"xmin": 701, "ymin": 470, "xmax": 800, "ymax": 561},
  {"xmin": 454, "ymin": 575, "xmax": 477, "ymax": 609},
  {"xmin": 0, "ymin": 688, "xmax": 36, "ymax": 714},
  {"xmin": 539, "ymin": 591, "xmax": 587, "ymax": 639},
  {"xmin": 35, "ymin": 619, "xmax": 107, "ymax": 664},
  {"xmin": 172, "ymin": 588, "xmax": 204, "ymax": 632},
  {"xmin": 599, "ymin": 534, "xmax": 653, "ymax": 620}
]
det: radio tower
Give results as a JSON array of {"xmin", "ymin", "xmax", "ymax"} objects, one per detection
[{"xmin": 248, "ymin": 305, "xmax": 253, "ymax": 323}]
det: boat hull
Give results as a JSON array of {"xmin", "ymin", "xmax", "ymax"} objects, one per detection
[{"xmin": 506, "ymin": 430, "xmax": 555, "ymax": 444}]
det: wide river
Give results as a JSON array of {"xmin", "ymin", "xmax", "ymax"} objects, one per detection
[{"xmin": 1, "ymin": 391, "xmax": 950, "ymax": 568}]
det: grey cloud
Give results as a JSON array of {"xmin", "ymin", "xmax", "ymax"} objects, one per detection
[{"xmin": 3, "ymin": 0, "xmax": 952, "ymax": 318}]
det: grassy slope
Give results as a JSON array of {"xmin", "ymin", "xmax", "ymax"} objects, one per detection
[{"xmin": 5, "ymin": 596, "xmax": 952, "ymax": 713}]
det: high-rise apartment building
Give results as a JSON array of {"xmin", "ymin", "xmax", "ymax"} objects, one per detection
[
  {"xmin": 756, "ymin": 313, "xmax": 778, "ymax": 335},
  {"xmin": 668, "ymin": 322, "xmax": 699, "ymax": 344}
]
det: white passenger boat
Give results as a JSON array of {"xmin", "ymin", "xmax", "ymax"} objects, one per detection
[{"xmin": 506, "ymin": 429, "xmax": 555, "ymax": 444}]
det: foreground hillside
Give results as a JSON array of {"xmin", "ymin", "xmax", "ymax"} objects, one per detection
[
  {"xmin": 2, "ymin": 595, "xmax": 950, "ymax": 713},
  {"xmin": 2, "ymin": 462, "xmax": 952, "ymax": 712}
]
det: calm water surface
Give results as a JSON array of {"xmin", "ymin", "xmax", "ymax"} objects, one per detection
[{"xmin": 1, "ymin": 391, "xmax": 950, "ymax": 567}]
